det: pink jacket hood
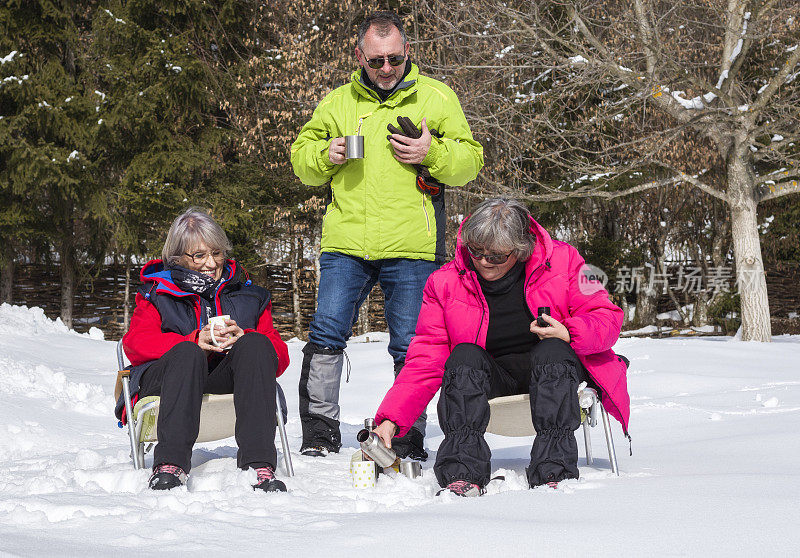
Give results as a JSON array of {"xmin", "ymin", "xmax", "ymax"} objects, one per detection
[{"xmin": 376, "ymin": 215, "xmax": 630, "ymax": 436}]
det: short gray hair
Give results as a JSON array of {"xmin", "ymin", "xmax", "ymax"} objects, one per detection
[
  {"xmin": 357, "ymin": 11, "xmax": 407, "ymax": 50},
  {"xmin": 461, "ymin": 198, "xmax": 536, "ymax": 261},
  {"xmin": 162, "ymin": 208, "xmax": 232, "ymax": 265}
]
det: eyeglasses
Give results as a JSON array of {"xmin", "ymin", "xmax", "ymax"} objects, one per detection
[
  {"xmin": 364, "ymin": 54, "xmax": 406, "ymax": 69},
  {"xmin": 466, "ymin": 245, "xmax": 514, "ymax": 265},
  {"xmin": 184, "ymin": 250, "xmax": 225, "ymax": 265}
]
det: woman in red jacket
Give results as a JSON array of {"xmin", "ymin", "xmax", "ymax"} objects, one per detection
[
  {"xmin": 120, "ymin": 209, "xmax": 290, "ymax": 492},
  {"xmin": 372, "ymin": 198, "xmax": 629, "ymax": 496}
]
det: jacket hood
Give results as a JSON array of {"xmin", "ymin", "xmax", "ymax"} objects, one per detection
[
  {"xmin": 453, "ymin": 214, "xmax": 555, "ymax": 276},
  {"xmin": 139, "ymin": 259, "xmax": 241, "ymax": 297},
  {"xmin": 351, "ymin": 62, "xmax": 420, "ymax": 105}
]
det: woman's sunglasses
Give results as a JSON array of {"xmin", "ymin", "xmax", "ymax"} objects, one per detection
[
  {"xmin": 466, "ymin": 245, "xmax": 514, "ymax": 265},
  {"xmin": 365, "ymin": 54, "xmax": 406, "ymax": 69}
]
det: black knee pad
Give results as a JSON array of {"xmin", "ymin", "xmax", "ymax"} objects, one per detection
[
  {"xmin": 532, "ymin": 338, "xmax": 578, "ymax": 365},
  {"xmin": 445, "ymin": 343, "xmax": 489, "ymax": 370}
]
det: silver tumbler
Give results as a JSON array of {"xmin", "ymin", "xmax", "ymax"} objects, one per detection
[{"xmin": 399, "ymin": 461, "xmax": 423, "ymax": 479}]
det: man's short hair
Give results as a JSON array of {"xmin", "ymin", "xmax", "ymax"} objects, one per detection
[{"xmin": 357, "ymin": 11, "xmax": 407, "ymax": 50}]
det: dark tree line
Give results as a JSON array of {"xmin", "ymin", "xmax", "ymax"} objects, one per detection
[{"xmin": 1, "ymin": 0, "xmax": 798, "ymax": 339}]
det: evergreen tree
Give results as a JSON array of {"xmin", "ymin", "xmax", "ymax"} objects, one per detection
[{"xmin": 0, "ymin": 1, "xmax": 102, "ymax": 326}]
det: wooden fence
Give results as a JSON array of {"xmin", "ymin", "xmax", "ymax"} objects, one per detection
[{"xmin": 5, "ymin": 261, "xmax": 799, "ymax": 339}]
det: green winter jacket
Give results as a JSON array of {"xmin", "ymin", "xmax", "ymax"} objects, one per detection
[{"xmin": 290, "ymin": 63, "xmax": 483, "ymax": 262}]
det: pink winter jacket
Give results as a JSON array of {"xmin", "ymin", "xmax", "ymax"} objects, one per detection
[{"xmin": 375, "ymin": 216, "xmax": 630, "ymax": 437}]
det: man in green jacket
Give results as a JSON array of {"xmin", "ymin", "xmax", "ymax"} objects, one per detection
[{"xmin": 290, "ymin": 10, "xmax": 483, "ymax": 459}]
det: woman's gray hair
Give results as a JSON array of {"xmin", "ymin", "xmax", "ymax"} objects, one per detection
[
  {"xmin": 461, "ymin": 198, "xmax": 536, "ymax": 261},
  {"xmin": 162, "ymin": 208, "xmax": 232, "ymax": 265}
]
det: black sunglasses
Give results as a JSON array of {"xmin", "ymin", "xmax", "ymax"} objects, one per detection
[
  {"xmin": 466, "ymin": 245, "xmax": 514, "ymax": 265},
  {"xmin": 365, "ymin": 54, "xmax": 405, "ymax": 69}
]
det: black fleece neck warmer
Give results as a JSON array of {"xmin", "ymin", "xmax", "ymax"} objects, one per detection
[
  {"xmin": 168, "ymin": 264, "xmax": 220, "ymax": 301},
  {"xmin": 360, "ymin": 59, "xmax": 412, "ymax": 102}
]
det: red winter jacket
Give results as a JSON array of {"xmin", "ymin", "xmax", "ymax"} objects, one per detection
[
  {"xmin": 375, "ymin": 217, "xmax": 630, "ymax": 437},
  {"xmin": 123, "ymin": 260, "xmax": 289, "ymax": 375},
  {"xmin": 115, "ymin": 259, "xmax": 290, "ymax": 421}
]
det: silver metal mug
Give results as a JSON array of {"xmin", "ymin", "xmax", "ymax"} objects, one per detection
[
  {"xmin": 364, "ymin": 418, "xmax": 376, "ymax": 430},
  {"xmin": 345, "ymin": 135, "xmax": 364, "ymax": 159},
  {"xmin": 399, "ymin": 461, "xmax": 422, "ymax": 479}
]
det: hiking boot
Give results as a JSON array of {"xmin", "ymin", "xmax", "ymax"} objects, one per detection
[
  {"xmin": 253, "ymin": 466, "xmax": 287, "ymax": 493},
  {"xmin": 392, "ymin": 427, "xmax": 428, "ymax": 462},
  {"xmin": 300, "ymin": 445, "xmax": 330, "ymax": 458},
  {"xmin": 436, "ymin": 480, "xmax": 484, "ymax": 497},
  {"xmin": 148, "ymin": 463, "xmax": 187, "ymax": 490}
]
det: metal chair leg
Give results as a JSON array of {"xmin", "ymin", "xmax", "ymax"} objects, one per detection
[
  {"xmin": 275, "ymin": 391, "xmax": 294, "ymax": 477},
  {"xmin": 121, "ymin": 376, "xmax": 140, "ymax": 470},
  {"xmin": 583, "ymin": 421, "xmax": 593, "ymax": 465},
  {"xmin": 600, "ymin": 403, "xmax": 619, "ymax": 476}
]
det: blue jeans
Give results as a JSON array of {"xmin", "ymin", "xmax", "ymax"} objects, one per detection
[{"xmin": 309, "ymin": 252, "xmax": 438, "ymax": 363}]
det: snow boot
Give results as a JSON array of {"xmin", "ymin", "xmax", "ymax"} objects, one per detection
[
  {"xmin": 253, "ymin": 466, "xmax": 287, "ymax": 493},
  {"xmin": 299, "ymin": 343, "xmax": 344, "ymax": 455},
  {"xmin": 391, "ymin": 427, "xmax": 428, "ymax": 461},
  {"xmin": 149, "ymin": 463, "xmax": 187, "ymax": 490},
  {"xmin": 436, "ymin": 479, "xmax": 484, "ymax": 497},
  {"xmin": 300, "ymin": 445, "xmax": 330, "ymax": 458}
]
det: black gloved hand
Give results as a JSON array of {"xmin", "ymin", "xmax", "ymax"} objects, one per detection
[
  {"xmin": 387, "ymin": 115, "xmax": 423, "ymax": 139},
  {"xmin": 387, "ymin": 115, "xmax": 445, "ymax": 197}
]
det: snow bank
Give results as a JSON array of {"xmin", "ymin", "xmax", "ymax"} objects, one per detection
[{"xmin": 0, "ymin": 305, "xmax": 798, "ymax": 556}]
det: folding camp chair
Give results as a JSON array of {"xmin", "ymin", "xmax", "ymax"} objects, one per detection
[
  {"xmin": 115, "ymin": 340, "xmax": 294, "ymax": 476},
  {"xmin": 486, "ymin": 385, "xmax": 619, "ymax": 475}
]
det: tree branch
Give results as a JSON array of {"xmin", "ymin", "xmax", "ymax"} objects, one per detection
[
  {"xmin": 749, "ymin": 41, "xmax": 800, "ymax": 114},
  {"xmin": 759, "ymin": 180, "xmax": 800, "ymax": 202},
  {"xmin": 632, "ymin": 0, "xmax": 658, "ymax": 78}
]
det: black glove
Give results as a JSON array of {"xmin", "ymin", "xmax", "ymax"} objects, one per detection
[{"xmin": 387, "ymin": 116, "xmax": 444, "ymax": 196}]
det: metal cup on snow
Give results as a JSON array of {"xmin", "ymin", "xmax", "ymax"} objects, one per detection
[{"xmin": 399, "ymin": 461, "xmax": 423, "ymax": 479}]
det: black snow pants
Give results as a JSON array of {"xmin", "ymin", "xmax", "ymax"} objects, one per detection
[
  {"xmin": 434, "ymin": 339, "xmax": 586, "ymax": 488},
  {"xmin": 138, "ymin": 333, "xmax": 279, "ymax": 473}
]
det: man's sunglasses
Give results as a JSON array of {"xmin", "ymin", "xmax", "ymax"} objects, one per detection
[
  {"xmin": 466, "ymin": 245, "xmax": 514, "ymax": 265},
  {"xmin": 365, "ymin": 54, "xmax": 406, "ymax": 69}
]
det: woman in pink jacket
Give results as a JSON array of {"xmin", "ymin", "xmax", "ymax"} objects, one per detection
[{"xmin": 372, "ymin": 198, "xmax": 630, "ymax": 496}]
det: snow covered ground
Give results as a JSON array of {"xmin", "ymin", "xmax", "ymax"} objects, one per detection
[{"xmin": 1, "ymin": 303, "xmax": 799, "ymax": 556}]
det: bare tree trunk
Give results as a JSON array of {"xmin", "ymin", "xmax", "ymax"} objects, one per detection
[
  {"xmin": 358, "ymin": 292, "xmax": 370, "ymax": 335},
  {"xmin": 635, "ymin": 282, "xmax": 658, "ymax": 327},
  {"xmin": 728, "ymin": 156, "xmax": 771, "ymax": 341},
  {"xmin": 290, "ymin": 219, "xmax": 302, "ymax": 339},
  {"xmin": 692, "ymin": 290, "xmax": 710, "ymax": 327},
  {"xmin": 663, "ymin": 259, "xmax": 688, "ymax": 324},
  {"xmin": 123, "ymin": 253, "xmax": 132, "ymax": 330},
  {"xmin": 60, "ymin": 223, "xmax": 75, "ymax": 329},
  {"xmin": 618, "ymin": 295, "xmax": 632, "ymax": 327},
  {"xmin": 0, "ymin": 242, "xmax": 13, "ymax": 304}
]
